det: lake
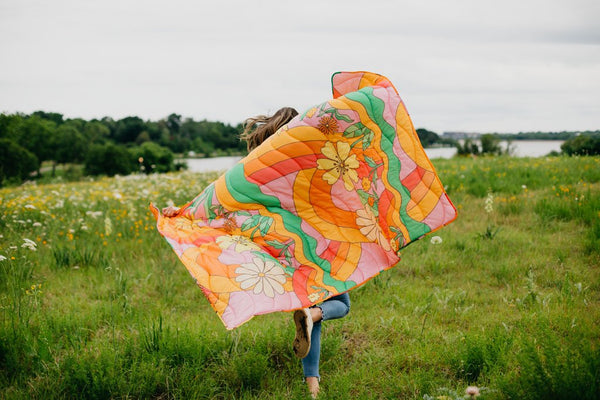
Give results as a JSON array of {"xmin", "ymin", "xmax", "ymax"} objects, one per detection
[{"xmin": 184, "ymin": 140, "xmax": 565, "ymax": 173}]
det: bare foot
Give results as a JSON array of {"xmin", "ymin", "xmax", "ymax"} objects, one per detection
[
  {"xmin": 309, "ymin": 307, "xmax": 322, "ymax": 323},
  {"xmin": 306, "ymin": 377, "xmax": 319, "ymax": 398}
]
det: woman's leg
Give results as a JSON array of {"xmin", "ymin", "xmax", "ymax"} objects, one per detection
[{"xmin": 301, "ymin": 293, "xmax": 351, "ymax": 380}]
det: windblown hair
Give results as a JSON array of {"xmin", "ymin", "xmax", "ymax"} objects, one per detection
[{"xmin": 240, "ymin": 107, "xmax": 299, "ymax": 151}]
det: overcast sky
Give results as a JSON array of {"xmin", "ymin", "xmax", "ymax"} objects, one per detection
[{"xmin": 1, "ymin": 0, "xmax": 599, "ymax": 133}]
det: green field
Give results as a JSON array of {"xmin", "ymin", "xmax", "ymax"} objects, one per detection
[{"xmin": 1, "ymin": 156, "xmax": 599, "ymax": 399}]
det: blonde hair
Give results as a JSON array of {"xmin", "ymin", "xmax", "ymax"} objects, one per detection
[{"xmin": 241, "ymin": 107, "xmax": 298, "ymax": 151}]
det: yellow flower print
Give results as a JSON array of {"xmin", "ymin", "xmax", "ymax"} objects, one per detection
[
  {"xmin": 216, "ymin": 235, "xmax": 261, "ymax": 253},
  {"xmin": 361, "ymin": 177, "xmax": 371, "ymax": 191},
  {"xmin": 355, "ymin": 206, "xmax": 391, "ymax": 251},
  {"xmin": 235, "ymin": 258, "xmax": 286, "ymax": 297},
  {"xmin": 317, "ymin": 141, "xmax": 360, "ymax": 191},
  {"xmin": 305, "ymin": 107, "xmax": 317, "ymax": 118}
]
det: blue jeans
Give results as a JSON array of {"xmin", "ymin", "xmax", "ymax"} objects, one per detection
[{"xmin": 301, "ymin": 292, "xmax": 350, "ymax": 379}]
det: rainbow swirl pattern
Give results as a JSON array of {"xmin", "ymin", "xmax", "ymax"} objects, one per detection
[{"xmin": 151, "ymin": 71, "xmax": 457, "ymax": 329}]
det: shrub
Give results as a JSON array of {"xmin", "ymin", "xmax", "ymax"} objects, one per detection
[
  {"xmin": 0, "ymin": 138, "xmax": 39, "ymax": 185},
  {"xmin": 130, "ymin": 142, "xmax": 175, "ymax": 174},
  {"xmin": 84, "ymin": 143, "xmax": 136, "ymax": 176},
  {"xmin": 561, "ymin": 134, "xmax": 600, "ymax": 156}
]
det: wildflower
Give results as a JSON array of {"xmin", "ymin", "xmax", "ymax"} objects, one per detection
[
  {"xmin": 32, "ymin": 222, "xmax": 42, "ymax": 227},
  {"xmin": 105, "ymin": 217, "xmax": 113, "ymax": 236},
  {"xmin": 521, "ymin": 184, "xmax": 527, "ymax": 189},
  {"xmin": 21, "ymin": 238, "xmax": 37, "ymax": 251},
  {"xmin": 24, "ymin": 204, "xmax": 36, "ymax": 209},
  {"xmin": 484, "ymin": 190, "xmax": 494, "ymax": 214},
  {"xmin": 23, "ymin": 238, "xmax": 36, "ymax": 246},
  {"xmin": 86, "ymin": 211, "xmax": 103, "ymax": 218},
  {"xmin": 465, "ymin": 386, "xmax": 480, "ymax": 397},
  {"xmin": 430, "ymin": 236, "xmax": 442, "ymax": 244},
  {"xmin": 0, "ymin": 255, "xmax": 7, "ymax": 261}
]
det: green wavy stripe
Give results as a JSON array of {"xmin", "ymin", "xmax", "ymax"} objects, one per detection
[
  {"xmin": 224, "ymin": 163, "xmax": 354, "ymax": 292},
  {"xmin": 344, "ymin": 88, "xmax": 431, "ymax": 240}
]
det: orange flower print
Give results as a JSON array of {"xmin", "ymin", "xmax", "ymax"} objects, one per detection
[
  {"xmin": 317, "ymin": 116, "xmax": 339, "ymax": 135},
  {"xmin": 223, "ymin": 215, "xmax": 237, "ymax": 233},
  {"xmin": 361, "ymin": 177, "xmax": 371, "ymax": 191}
]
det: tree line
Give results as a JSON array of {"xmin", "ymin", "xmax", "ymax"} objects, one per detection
[
  {"xmin": 1, "ymin": 111, "xmax": 598, "ymax": 186},
  {"xmin": 0, "ymin": 112, "xmax": 245, "ymax": 185}
]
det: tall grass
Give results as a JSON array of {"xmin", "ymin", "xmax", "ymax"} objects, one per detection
[{"xmin": 0, "ymin": 159, "xmax": 598, "ymax": 399}]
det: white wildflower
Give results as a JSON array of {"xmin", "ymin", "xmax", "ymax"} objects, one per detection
[
  {"xmin": 484, "ymin": 190, "xmax": 494, "ymax": 214},
  {"xmin": 86, "ymin": 211, "xmax": 103, "ymax": 219},
  {"xmin": 521, "ymin": 185, "xmax": 527, "ymax": 189},
  {"xmin": 0, "ymin": 255, "xmax": 7, "ymax": 261},
  {"xmin": 466, "ymin": 386, "xmax": 480, "ymax": 397},
  {"xmin": 166, "ymin": 199, "xmax": 175, "ymax": 207},
  {"xmin": 24, "ymin": 204, "xmax": 36, "ymax": 209},
  {"xmin": 32, "ymin": 222, "xmax": 42, "ymax": 227},
  {"xmin": 430, "ymin": 236, "xmax": 443, "ymax": 244},
  {"xmin": 113, "ymin": 192, "xmax": 123, "ymax": 200},
  {"xmin": 81, "ymin": 225, "xmax": 89, "ymax": 231},
  {"xmin": 21, "ymin": 238, "xmax": 37, "ymax": 251}
]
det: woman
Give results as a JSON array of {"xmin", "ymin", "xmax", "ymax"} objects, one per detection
[{"xmin": 162, "ymin": 107, "xmax": 351, "ymax": 398}]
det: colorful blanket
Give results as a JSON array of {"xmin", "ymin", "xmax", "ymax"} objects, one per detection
[{"xmin": 151, "ymin": 71, "xmax": 457, "ymax": 329}]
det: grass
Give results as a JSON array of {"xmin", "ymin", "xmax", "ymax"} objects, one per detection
[{"xmin": 0, "ymin": 156, "xmax": 599, "ymax": 399}]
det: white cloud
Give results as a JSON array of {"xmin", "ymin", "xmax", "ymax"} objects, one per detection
[{"xmin": 1, "ymin": 0, "xmax": 599, "ymax": 132}]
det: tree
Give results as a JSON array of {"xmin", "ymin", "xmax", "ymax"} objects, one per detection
[
  {"xmin": 113, "ymin": 116, "xmax": 146, "ymax": 144},
  {"xmin": 32, "ymin": 111, "xmax": 64, "ymax": 125},
  {"xmin": 416, "ymin": 128, "xmax": 440, "ymax": 147},
  {"xmin": 0, "ymin": 138, "xmax": 39, "ymax": 185},
  {"xmin": 83, "ymin": 121, "xmax": 110, "ymax": 144},
  {"xmin": 130, "ymin": 142, "xmax": 175, "ymax": 173},
  {"xmin": 84, "ymin": 143, "xmax": 136, "ymax": 176},
  {"xmin": 50, "ymin": 125, "xmax": 87, "ymax": 175},
  {"xmin": 456, "ymin": 138, "xmax": 480, "ymax": 156},
  {"xmin": 561, "ymin": 135, "xmax": 600, "ymax": 156},
  {"xmin": 480, "ymin": 134, "xmax": 503, "ymax": 155},
  {"xmin": 18, "ymin": 116, "xmax": 56, "ymax": 175}
]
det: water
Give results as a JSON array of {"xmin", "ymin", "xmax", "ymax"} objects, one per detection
[
  {"xmin": 424, "ymin": 140, "xmax": 564, "ymax": 159},
  {"xmin": 184, "ymin": 141, "xmax": 565, "ymax": 172},
  {"xmin": 185, "ymin": 156, "xmax": 243, "ymax": 172}
]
